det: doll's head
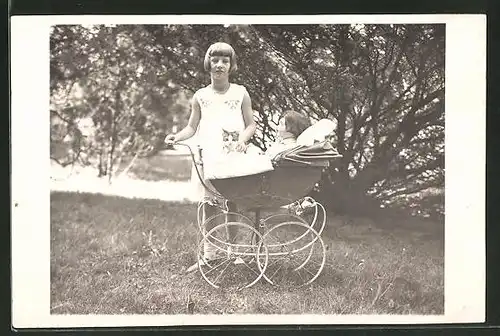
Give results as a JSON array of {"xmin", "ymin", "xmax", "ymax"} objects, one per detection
[{"xmin": 278, "ymin": 110, "xmax": 312, "ymax": 138}]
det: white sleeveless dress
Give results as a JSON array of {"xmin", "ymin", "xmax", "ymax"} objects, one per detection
[{"xmin": 190, "ymin": 83, "xmax": 248, "ymax": 200}]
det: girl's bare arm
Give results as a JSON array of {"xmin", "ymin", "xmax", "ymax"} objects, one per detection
[{"xmin": 238, "ymin": 90, "xmax": 257, "ymax": 144}]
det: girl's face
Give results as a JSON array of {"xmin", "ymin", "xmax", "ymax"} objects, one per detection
[{"xmin": 209, "ymin": 55, "xmax": 231, "ymax": 79}]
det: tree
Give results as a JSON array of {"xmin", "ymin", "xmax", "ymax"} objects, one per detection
[
  {"xmin": 245, "ymin": 24, "xmax": 445, "ymax": 217},
  {"xmin": 50, "ymin": 23, "xmax": 444, "ymax": 218},
  {"xmin": 50, "ymin": 25, "xmax": 190, "ymax": 181}
]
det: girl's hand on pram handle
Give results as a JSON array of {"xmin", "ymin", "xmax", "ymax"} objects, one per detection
[{"xmin": 164, "ymin": 134, "xmax": 177, "ymax": 149}]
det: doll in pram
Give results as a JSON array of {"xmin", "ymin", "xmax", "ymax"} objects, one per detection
[{"xmin": 165, "ymin": 119, "xmax": 342, "ymax": 290}]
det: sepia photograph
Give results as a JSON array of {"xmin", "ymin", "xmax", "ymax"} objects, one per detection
[
  {"xmin": 49, "ymin": 22, "xmax": 445, "ymax": 315},
  {"xmin": 11, "ymin": 15, "xmax": 485, "ymax": 328}
]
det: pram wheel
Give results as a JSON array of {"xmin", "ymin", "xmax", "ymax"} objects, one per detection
[
  {"xmin": 259, "ymin": 221, "xmax": 326, "ymax": 288},
  {"xmin": 197, "ymin": 221, "xmax": 268, "ymax": 290},
  {"xmin": 197, "ymin": 199, "xmax": 254, "ymax": 235}
]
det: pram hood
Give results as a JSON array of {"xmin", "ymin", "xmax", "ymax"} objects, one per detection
[{"xmin": 273, "ymin": 140, "xmax": 342, "ymax": 167}]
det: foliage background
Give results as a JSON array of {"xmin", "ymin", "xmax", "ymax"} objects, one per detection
[{"xmin": 50, "ymin": 24, "xmax": 445, "ymax": 220}]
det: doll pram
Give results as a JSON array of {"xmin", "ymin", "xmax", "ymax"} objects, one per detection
[{"xmin": 172, "ymin": 141, "xmax": 342, "ymax": 290}]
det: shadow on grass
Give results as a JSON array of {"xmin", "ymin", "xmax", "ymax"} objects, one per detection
[{"xmin": 50, "ymin": 191, "xmax": 444, "ymax": 315}]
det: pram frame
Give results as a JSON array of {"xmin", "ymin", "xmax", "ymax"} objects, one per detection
[{"xmin": 169, "ymin": 142, "xmax": 336, "ymax": 289}]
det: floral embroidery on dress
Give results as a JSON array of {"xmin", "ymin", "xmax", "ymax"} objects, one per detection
[
  {"xmin": 224, "ymin": 99, "xmax": 240, "ymax": 110},
  {"xmin": 198, "ymin": 97, "xmax": 212, "ymax": 109}
]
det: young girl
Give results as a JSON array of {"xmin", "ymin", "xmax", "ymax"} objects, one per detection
[{"xmin": 165, "ymin": 42, "xmax": 256, "ymax": 266}]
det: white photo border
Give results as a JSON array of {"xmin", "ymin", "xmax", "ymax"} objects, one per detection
[{"xmin": 11, "ymin": 14, "xmax": 486, "ymax": 328}]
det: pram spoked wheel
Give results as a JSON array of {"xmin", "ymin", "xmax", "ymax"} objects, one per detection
[
  {"xmin": 196, "ymin": 199, "xmax": 254, "ymax": 234},
  {"xmin": 197, "ymin": 218, "xmax": 269, "ymax": 290},
  {"xmin": 248, "ymin": 197, "xmax": 327, "ymax": 287},
  {"xmin": 258, "ymin": 218, "xmax": 326, "ymax": 288}
]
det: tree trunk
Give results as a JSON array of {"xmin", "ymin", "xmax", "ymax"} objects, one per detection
[
  {"xmin": 98, "ymin": 147, "xmax": 108, "ymax": 177},
  {"xmin": 107, "ymin": 140, "xmax": 115, "ymax": 184}
]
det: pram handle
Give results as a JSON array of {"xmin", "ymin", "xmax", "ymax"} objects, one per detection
[
  {"xmin": 162, "ymin": 142, "xmax": 176, "ymax": 151},
  {"xmin": 159, "ymin": 142, "xmax": 226, "ymax": 200}
]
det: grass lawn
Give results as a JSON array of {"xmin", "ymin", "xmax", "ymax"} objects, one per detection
[{"xmin": 51, "ymin": 191, "xmax": 444, "ymax": 315}]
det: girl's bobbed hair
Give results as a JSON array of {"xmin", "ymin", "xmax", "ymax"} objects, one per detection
[{"xmin": 203, "ymin": 42, "xmax": 238, "ymax": 73}]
